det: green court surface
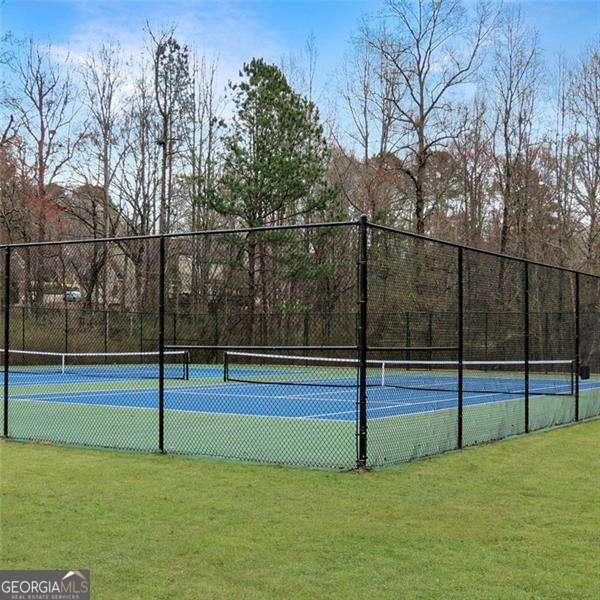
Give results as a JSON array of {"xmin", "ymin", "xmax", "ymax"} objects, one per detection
[{"xmin": 1, "ymin": 367, "xmax": 599, "ymax": 468}]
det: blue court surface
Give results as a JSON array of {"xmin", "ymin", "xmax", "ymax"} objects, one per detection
[{"xmin": 5, "ymin": 364, "xmax": 597, "ymax": 421}]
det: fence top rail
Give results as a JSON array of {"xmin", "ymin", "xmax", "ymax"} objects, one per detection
[
  {"xmin": 1, "ymin": 215, "xmax": 598, "ymax": 281},
  {"xmin": 0, "ymin": 220, "xmax": 359, "ymax": 250},
  {"xmin": 367, "ymin": 222, "xmax": 599, "ymax": 279}
]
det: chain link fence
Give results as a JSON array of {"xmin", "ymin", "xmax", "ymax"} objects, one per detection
[{"xmin": 1, "ymin": 218, "xmax": 599, "ymax": 468}]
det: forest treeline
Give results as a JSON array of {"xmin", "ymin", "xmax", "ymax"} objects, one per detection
[{"xmin": 0, "ymin": 0, "xmax": 599, "ymax": 275}]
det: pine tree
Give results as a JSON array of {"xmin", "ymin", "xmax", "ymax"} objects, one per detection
[
  {"xmin": 210, "ymin": 58, "xmax": 336, "ymax": 342},
  {"xmin": 211, "ymin": 58, "xmax": 333, "ymax": 226}
]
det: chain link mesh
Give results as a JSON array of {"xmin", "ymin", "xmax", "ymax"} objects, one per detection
[
  {"xmin": 162, "ymin": 225, "xmax": 358, "ymax": 468},
  {"xmin": 1, "ymin": 221, "xmax": 598, "ymax": 468},
  {"xmin": 528, "ymin": 265, "xmax": 576, "ymax": 430},
  {"xmin": 462, "ymin": 250, "xmax": 526, "ymax": 446},
  {"xmin": 580, "ymin": 274, "xmax": 600, "ymax": 420},
  {"xmin": 366, "ymin": 228, "xmax": 459, "ymax": 467},
  {"xmin": 5, "ymin": 239, "xmax": 161, "ymax": 452}
]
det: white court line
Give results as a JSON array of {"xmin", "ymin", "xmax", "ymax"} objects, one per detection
[
  {"xmin": 11, "ymin": 387, "xmax": 357, "ymax": 405},
  {"xmin": 300, "ymin": 397, "xmax": 458, "ymax": 420},
  {"xmin": 11, "ymin": 388, "xmax": 159, "ymax": 401},
  {"xmin": 369, "ymin": 394, "xmax": 537, "ymax": 421},
  {"xmin": 10, "ymin": 377, "xmax": 575, "ymax": 406},
  {"xmin": 6, "ymin": 397, "xmax": 356, "ymax": 422},
  {"xmin": 173, "ymin": 386, "xmax": 353, "ymax": 402},
  {"xmin": 11, "ymin": 384, "xmax": 472, "ymax": 408},
  {"xmin": 373, "ymin": 381, "xmax": 600, "ymax": 420},
  {"xmin": 299, "ymin": 384, "xmax": 580, "ymax": 420},
  {"xmin": 9, "ymin": 376, "xmax": 594, "ymax": 422},
  {"xmin": 9, "ymin": 388, "xmax": 593, "ymax": 423},
  {"xmin": 9, "ymin": 386, "xmax": 458, "ymax": 422}
]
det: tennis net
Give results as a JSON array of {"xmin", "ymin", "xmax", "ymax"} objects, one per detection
[
  {"xmin": 224, "ymin": 351, "xmax": 575, "ymax": 396},
  {"xmin": 1, "ymin": 349, "xmax": 190, "ymax": 380}
]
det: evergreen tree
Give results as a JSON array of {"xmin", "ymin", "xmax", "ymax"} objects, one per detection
[
  {"xmin": 211, "ymin": 58, "xmax": 334, "ymax": 226},
  {"xmin": 210, "ymin": 58, "xmax": 336, "ymax": 342}
]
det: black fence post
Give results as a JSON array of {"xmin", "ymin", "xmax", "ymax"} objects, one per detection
[
  {"xmin": 158, "ymin": 236, "xmax": 166, "ymax": 453},
  {"xmin": 544, "ymin": 312, "xmax": 549, "ymax": 360},
  {"xmin": 405, "ymin": 312, "xmax": 411, "ymax": 361},
  {"xmin": 64, "ymin": 305, "xmax": 69, "ymax": 353},
  {"xmin": 575, "ymin": 272, "xmax": 580, "ymax": 421},
  {"xmin": 21, "ymin": 305, "xmax": 25, "ymax": 350},
  {"xmin": 104, "ymin": 309, "xmax": 109, "ymax": 354},
  {"xmin": 139, "ymin": 312, "xmax": 144, "ymax": 354},
  {"xmin": 524, "ymin": 262, "xmax": 530, "ymax": 434},
  {"xmin": 303, "ymin": 313, "xmax": 310, "ymax": 347},
  {"xmin": 484, "ymin": 311, "xmax": 488, "ymax": 361},
  {"xmin": 3, "ymin": 247, "xmax": 10, "ymax": 438},
  {"xmin": 457, "ymin": 247, "xmax": 464, "ymax": 449},
  {"xmin": 357, "ymin": 215, "xmax": 368, "ymax": 469},
  {"xmin": 428, "ymin": 311, "xmax": 433, "ymax": 361}
]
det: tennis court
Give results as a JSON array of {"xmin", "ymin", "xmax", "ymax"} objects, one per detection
[
  {"xmin": 2, "ymin": 351, "xmax": 587, "ymax": 418},
  {"xmin": 3, "ymin": 349, "xmax": 600, "ymax": 468},
  {"xmin": 3, "ymin": 219, "xmax": 600, "ymax": 469}
]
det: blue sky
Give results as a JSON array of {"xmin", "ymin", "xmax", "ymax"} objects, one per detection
[
  {"xmin": 1, "ymin": 1, "xmax": 373, "ymax": 84},
  {"xmin": 1, "ymin": 0, "xmax": 598, "ymax": 110}
]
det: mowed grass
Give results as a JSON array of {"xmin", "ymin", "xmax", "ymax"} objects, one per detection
[{"xmin": 1, "ymin": 421, "xmax": 599, "ymax": 599}]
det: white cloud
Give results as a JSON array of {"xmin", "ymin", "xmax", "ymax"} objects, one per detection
[{"xmin": 47, "ymin": 0, "xmax": 286, "ymax": 95}]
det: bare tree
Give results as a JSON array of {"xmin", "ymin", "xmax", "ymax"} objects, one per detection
[
  {"xmin": 181, "ymin": 53, "xmax": 224, "ymax": 311},
  {"xmin": 114, "ymin": 67, "xmax": 160, "ymax": 237},
  {"xmin": 450, "ymin": 97, "xmax": 493, "ymax": 245},
  {"xmin": 489, "ymin": 7, "xmax": 540, "ymax": 255},
  {"xmin": 112, "ymin": 68, "xmax": 162, "ymax": 309},
  {"xmin": 368, "ymin": 0, "xmax": 493, "ymax": 233},
  {"xmin": 78, "ymin": 44, "xmax": 123, "ymax": 232},
  {"xmin": 337, "ymin": 32, "xmax": 397, "ymax": 216},
  {"xmin": 147, "ymin": 27, "xmax": 191, "ymax": 234},
  {"xmin": 4, "ymin": 40, "xmax": 81, "ymax": 240},
  {"xmin": 0, "ymin": 33, "xmax": 17, "ymax": 148},
  {"xmin": 3, "ymin": 40, "xmax": 82, "ymax": 305},
  {"xmin": 0, "ymin": 115, "xmax": 16, "ymax": 148},
  {"xmin": 63, "ymin": 43, "xmax": 125, "ymax": 305},
  {"xmin": 0, "ymin": 136, "xmax": 35, "ymax": 243},
  {"xmin": 568, "ymin": 44, "xmax": 600, "ymax": 269},
  {"xmin": 184, "ymin": 54, "xmax": 223, "ymax": 231},
  {"xmin": 536, "ymin": 57, "xmax": 579, "ymax": 266}
]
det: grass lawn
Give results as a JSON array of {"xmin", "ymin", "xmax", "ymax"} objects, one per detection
[{"xmin": 1, "ymin": 420, "xmax": 598, "ymax": 599}]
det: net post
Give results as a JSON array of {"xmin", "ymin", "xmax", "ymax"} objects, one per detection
[
  {"xmin": 524, "ymin": 262, "xmax": 530, "ymax": 433},
  {"xmin": 357, "ymin": 215, "xmax": 368, "ymax": 469},
  {"xmin": 575, "ymin": 272, "xmax": 580, "ymax": 421},
  {"xmin": 158, "ymin": 236, "xmax": 165, "ymax": 453},
  {"xmin": 223, "ymin": 351, "xmax": 229, "ymax": 382},
  {"xmin": 184, "ymin": 350, "xmax": 190, "ymax": 381},
  {"xmin": 457, "ymin": 247, "xmax": 464, "ymax": 450},
  {"xmin": 3, "ymin": 246, "xmax": 10, "ymax": 438}
]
